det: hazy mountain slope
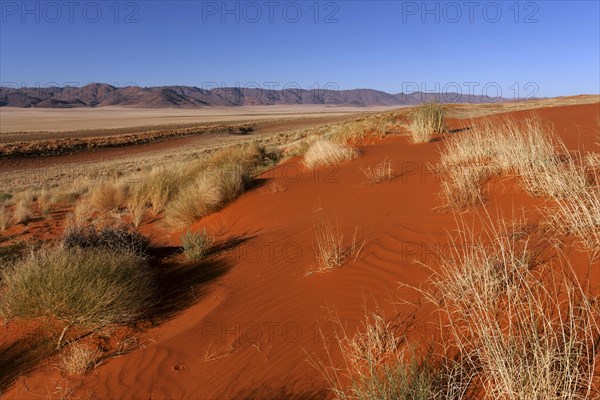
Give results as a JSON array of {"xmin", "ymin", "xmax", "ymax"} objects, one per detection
[{"xmin": 0, "ymin": 83, "xmax": 511, "ymax": 108}]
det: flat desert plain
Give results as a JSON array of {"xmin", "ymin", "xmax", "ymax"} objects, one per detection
[{"xmin": 0, "ymin": 105, "xmax": 398, "ymax": 133}]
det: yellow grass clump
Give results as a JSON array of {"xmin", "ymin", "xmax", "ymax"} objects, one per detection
[
  {"xmin": 12, "ymin": 199, "xmax": 33, "ymax": 225},
  {"xmin": 408, "ymin": 102, "xmax": 446, "ymax": 143},
  {"xmin": 438, "ymin": 117, "xmax": 593, "ymax": 209},
  {"xmin": 304, "ymin": 139, "xmax": 359, "ymax": 169},
  {"xmin": 59, "ymin": 342, "xmax": 99, "ymax": 375}
]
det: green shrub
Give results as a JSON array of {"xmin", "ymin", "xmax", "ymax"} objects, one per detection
[{"xmin": 0, "ymin": 247, "xmax": 154, "ymax": 329}]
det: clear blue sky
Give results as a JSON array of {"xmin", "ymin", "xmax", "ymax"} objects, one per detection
[{"xmin": 1, "ymin": 1, "xmax": 599, "ymax": 98}]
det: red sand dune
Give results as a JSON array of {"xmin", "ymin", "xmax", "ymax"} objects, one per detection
[{"xmin": 1, "ymin": 102, "xmax": 599, "ymax": 399}]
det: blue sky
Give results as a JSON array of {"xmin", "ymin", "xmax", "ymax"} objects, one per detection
[{"xmin": 1, "ymin": 1, "xmax": 599, "ymax": 98}]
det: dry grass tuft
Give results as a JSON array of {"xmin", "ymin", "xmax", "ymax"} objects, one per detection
[
  {"xmin": 0, "ymin": 203, "xmax": 10, "ymax": 231},
  {"xmin": 313, "ymin": 216, "xmax": 346, "ymax": 272},
  {"xmin": 63, "ymin": 224, "xmax": 150, "ymax": 255},
  {"xmin": 181, "ymin": 229, "xmax": 214, "ymax": 260},
  {"xmin": 408, "ymin": 102, "xmax": 446, "ymax": 143},
  {"xmin": 360, "ymin": 158, "xmax": 395, "ymax": 184},
  {"xmin": 12, "ymin": 199, "xmax": 33, "ymax": 225},
  {"xmin": 88, "ymin": 181, "xmax": 129, "ymax": 211},
  {"xmin": 304, "ymin": 139, "xmax": 359, "ymax": 169},
  {"xmin": 38, "ymin": 187, "xmax": 52, "ymax": 215},
  {"xmin": 311, "ymin": 217, "xmax": 365, "ymax": 273},
  {"xmin": 439, "ymin": 165, "xmax": 493, "ymax": 210},
  {"xmin": 67, "ymin": 201, "xmax": 95, "ymax": 229},
  {"xmin": 547, "ymin": 168, "xmax": 600, "ymax": 255},
  {"xmin": 314, "ymin": 309, "xmax": 469, "ymax": 400},
  {"xmin": 164, "ymin": 164, "xmax": 249, "ymax": 228},
  {"xmin": 59, "ymin": 342, "xmax": 99, "ymax": 375}
]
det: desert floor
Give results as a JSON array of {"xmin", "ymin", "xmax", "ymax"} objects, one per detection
[{"xmin": 0, "ymin": 105, "xmax": 399, "ymax": 133}]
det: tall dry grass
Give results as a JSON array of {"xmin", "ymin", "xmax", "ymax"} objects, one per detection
[
  {"xmin": 314, "ymin": 308, "xmax": 471, "ymax": 400},
  {"xmin": 414, "ymin": 217, "xmax": 600, "ymax": 399},
  {"xmin": 439, "ymin": 165, "xmax": 493, "ymax": 210},
  {"xmin": 408, "ymin": 102, "xmax": 446, "ymax": 143},
  {"xmin": 164, "ymin": 163, "xmax": 250, "ymax": 228},
  {"xmin": 88, "ymin": 181, "xmax": 129, "ymax": 211},
  {"xmin": 321, "ymin": 215, "xmax": 599, "ymax": 398},
  {"xmin": 547, "ymin": 168, "xmax": 600, "ymax": 255},
  {"xmin": 12, "ymin": 199, "xmax": 32, "ymax": 225},
  {"xmin": 438, "ymin": 117, "xmax": 593, "ymax": 209},
  {"xmin": 56, "ymin": 142, "xmax": 280, "ymax": 229}
]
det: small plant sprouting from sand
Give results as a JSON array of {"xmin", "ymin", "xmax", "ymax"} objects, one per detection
[
  {"xmin": 313, "ymin": 216, "xmax": 345, "ymax": 272},
  {"xmin": 267, "ymin": 180, "xmax": 287, "ymax": 193},
  {"xmin": 181, "ymin": 229, "xmax": 214, "ymax": 261},
  {"xmin": 311, "ymin": 216, "xmax": 366, "ymax": 273},
  {"xmin": 408, "ymin": 102, "xmax": 446, "ymax": 143},
  {"xmin": 360, "ymin": 158, "xmax": 395, "ymax": 184},
  {"xmin": 303, "ymin": 139, "xmax": 359, "ymax": 169}
]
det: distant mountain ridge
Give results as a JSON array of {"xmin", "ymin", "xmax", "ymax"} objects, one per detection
[{"xmin": 0, "ymin": 83, "xmax": 512, "ymax": 108}]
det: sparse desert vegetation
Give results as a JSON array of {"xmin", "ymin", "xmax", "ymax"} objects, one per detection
[
  {"xmin": 547, "ymin": 171, "xmax": 600, "ymax": 254},
  {"xmin": 408, "ymin": 102, "xmax": 446, "ymax": 143},
  {"xmin": 416, "ymin": 219, "xmax": 599, "ymax": 399},
  {"xmin": 1, "ymin": 100, "xmax": 598, "ymax": 399},
  {"xmin": 2, "ymin": 0, "xmax": 598, "ymax": 396},
  {"xmin": 312, "ymin": 216, "xmax": 346, "ymax": 272},
  {"xmin": 0, "ymin": 203, "xmax": 9, "ymax": 231}
]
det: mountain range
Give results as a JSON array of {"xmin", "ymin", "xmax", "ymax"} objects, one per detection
[{"xmin": 0, "ymin": 83, "xmax": 512, "ymax": 108}]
